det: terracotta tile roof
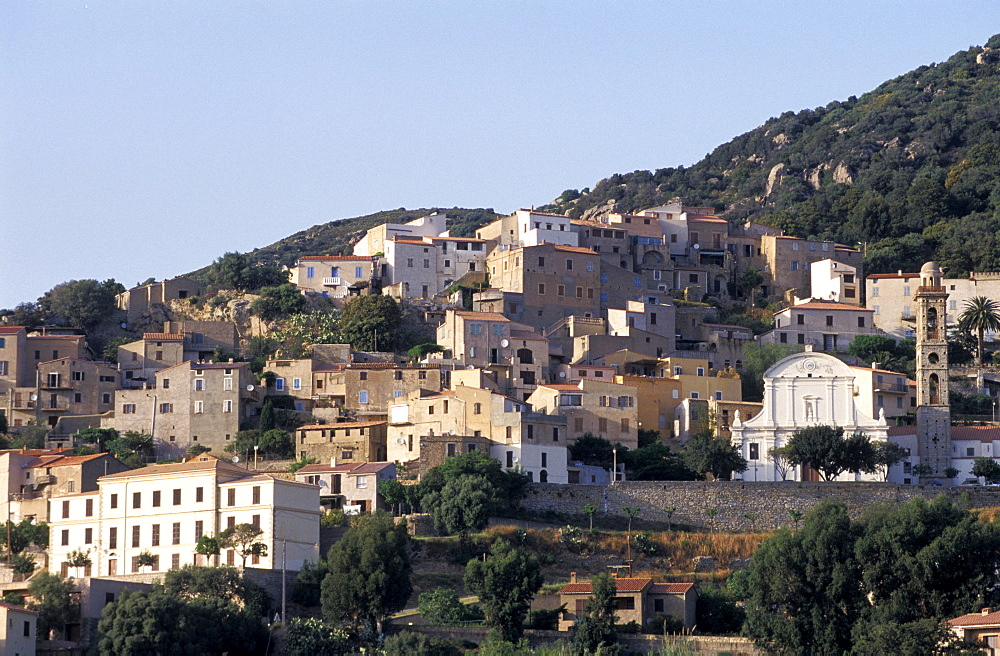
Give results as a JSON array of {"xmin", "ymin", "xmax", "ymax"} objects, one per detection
[
  {"xmin": 390, "ymin": 238, "xmax": 429, "ymax": 245},
  {"xmin": 553, "ymin": 244, "xmax": 597, "ymax": 255},
  {"xmin": 703, "ymin": 323, "xmax": 752, "ymax": 331},
  {"xmin": 0, "ymin": 326, "xmax": 25, "ymax": 334},
  {"xmin": 510, "ymin": 330, "xmax": 545, "ymax": 340},
  {"xmin": 192, "ymin": 362, "xmax": 249, "ymax": 370},
  {"xmin": 296, "ymin": 461, "xmax": 394, "ymax": 475},
  {"xmin": 0, "ymin": 448, "xmax": 70, "ymax": 457},
  {"xmin": 29, "ymin": 453, "xmax": 112, "ymax": 468},
  {"xmin": 688, "ymin": 216, "xmax": 727, "ymax": 224},
  {"xmin": 868, "ymin": 272, "xmax": 918, "ymax": 279},
  {"xmin": 518, "ymin": 209, "xmax": 568, "ymax": 218},
  {"xmin": 561, "ymin": 577, "xmax": 653, "ymax": 594},
  {"xmin": 342, "ymin": 362, "xmax": 439, "ymax": 370},
  {"xmin": 949, "ymin": 608, "xmax": 1000, "ymax": 627},
  {"xmin": 849, "ymin": 365, "xmax": 912, "ymax": 377},
  {"xmin": 0, "ymin": 601, "xmax": 37, "ymax": 613},
  {"xmin": 781, "ymin": 301, "xmax": 874, "ymax": 312},
  {"xmin": 297, "ymin": 421, "xmax": 387, "ymax": 431},
  {"xmin": 27, "ymin": 334, "xmax": 83, "ymax": 340},
  {"xmin": 298, "ymin": 255, "xmax": 370, "ymax": 261},
  {"xmin": 453, "ymin": 310, "xmax": 511, "ymax": 322},
  {"xmin": 649, "ymin": 582, "xmax": 695, "ymax": 594},
  {"xmin": 539, "ymin": 383, "xmax": 583, "ymax": 391},
  {"xmin": 99, "ymin": 459, "xmax": 250, "ymax": 480},
  {"xmin": 142, "ymin": 333, "xmax": 183, "ymax": 340}
]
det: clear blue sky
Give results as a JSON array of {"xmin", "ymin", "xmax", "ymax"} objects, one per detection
[{"xmin": 2, "ymin": 1, "xmax": 996, "ymax": 309}]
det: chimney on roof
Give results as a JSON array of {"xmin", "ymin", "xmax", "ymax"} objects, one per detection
[
  {"xmin": 570, "ymin": 572, "xmax": 577, "ymax": 584},
  {"xmin": 330, "ymin": 456, "xmax": 337, "ymax": 467},
  {"xmin": 898, "ymin": 270, "xmax": 903, "ymax": 276},
  {"xmin": 984, "ymin": 608, "xmax": 993, "ymax": 615}
]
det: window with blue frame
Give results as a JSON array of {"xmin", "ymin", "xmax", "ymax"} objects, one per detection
[
  {"xmin": 306, "ymin": 267, "xmax": 315, "ymax": 279},
  {"xmin": 355, "ymin": 266, "xmax": 363, "ymax": 278}
]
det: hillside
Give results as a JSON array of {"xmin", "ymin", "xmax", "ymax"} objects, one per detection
[
  {"xmin": 538, "ymin": 34, "xmax": 1000, "ymax": 277},
  {"xmin": 187, "ymin": 207, "xmax": 501, "ymax": 279}
]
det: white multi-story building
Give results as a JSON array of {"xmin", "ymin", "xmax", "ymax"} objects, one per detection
[{"xmin": 47, "ymin": 455, "xmax": 320, "ymax": 577}]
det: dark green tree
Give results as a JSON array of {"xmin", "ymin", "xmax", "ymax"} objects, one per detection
[
  {"xmin": 28, "ymin": 572, "xmax": 79, "ymax": 640},
  {"xmin": 421, "ymin": 474, "xmax": 491, "ymax": 535},
  {"xmin": 464, "ymin": 538, "xmax": 543, "ymax": 643},
  {"xmin": 102, "ymin": 336, "xmax": 137, "ymax": 363},
  {"xmin": 572, "ymin": 573, "xmax": 620, "ymax": 655},
  {"xmin": 872, "ymin": 441, "xmax": 910, "ymax": 481},
  {"xmin": 258, "ymin": 399, "xmax": 276, "ymax": 432},
  {"xmin": 338, "ymin": 294, "xmax": 403, "ymax": 352},
  {"xmin": 568, "ymin": 433, "xmax": 620, "ymax": 469},
  {"xmin": 418, "ymin": 587, "xmax": 470, "ymax": 625},
  {"xmin": 284, "ymin": 617, "xmax": 351, "ymax": 656},
  {"xmin": 972, "ymin": 457, "xmax": 1000, "ymax": 483},
  {"xmin": 219, "ymin": 523, "xmax": 267, "ymax": 569},
  {"xmin": 414, "ymin": 450, "xmax": 528, "ymax": 517},
  {"xmin": 208, "ymin": 251, "xmax": 287, "ymax": 292},
  {"xmin": 378, "ymin": 478, "xmax": 407, "ymax": 515},
  {"xmin": 194, "ymin": 535, "xmax": 221, "ymax": 566},
  {"xmin": 37, "ymin": 278, "xmax": 123, "ymax": 331},
  {"xmin": 958, "ymin": 296, "xmax": 1000, "ymax": 367},
  {"xmin": 252, "ymin": 283, "xmax": 307, "ymax": 320},
  {"xmin": 97, "ymin": 586, "xmax": 267, "ymax": 655},
  {"xmin": 682, "ymin": 431, "xmax": 748, "ymax": 480},
  {"xmin": 740, "ymin": 343, "xmax": 797, "ymax": 402},
  {"xmin": 291, "ymin": 559, "xmax": 329, "ymax": 607},
  {"xmin": 780, "ymin": 425, "xmax": 877, "ymax": 481},
  {"xmin": 735, "ymin": 268, "xmax": 764, "ymax": 309},
  {"xmin": 321, "ymin": 512, "xmax": 411, "ymax": 630},
  {"xmin": 1, "ymin": 518, "xmax": 48, "ymax": 555},
  {"xmin": 162, "ymin": 564, "xmax": 271, "ymax": 619}
]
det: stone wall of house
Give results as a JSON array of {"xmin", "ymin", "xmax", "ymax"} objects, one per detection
[{"xmin": 521, "ymin": 481, "xmax": 1000, "ymax": 532}]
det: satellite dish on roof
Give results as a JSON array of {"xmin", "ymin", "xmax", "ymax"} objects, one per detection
[
  {"xmin": 232, "ymin": 456, "xmax": 239, "ymax": 463},
  {"xmin": 246, "ymin": 384, "xmax": 255, "ymax": 391},
  {"xmin": 693, "ymin": 243, "xmax": 700, "ymax": 249},
  {"xmin": 396, "ymin": 438, "xmax": 406, "ymax": 445},
  {"xmin": 500, "ymin": 339, "xmax": 509, "ymax": 348},
  {"xmin": 558, "ymin": 372, "xmax": 566, "ymax": 378}
]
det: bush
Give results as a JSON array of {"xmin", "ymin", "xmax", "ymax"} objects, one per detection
[
  {"xmin": 632, "ymin": 532, "xmax": 660, "ymax": 556},
  {"xmin": 382, "ymin": 631, "xmax": 464, "ymax": 656},
  {"xmin": 524, "ymin": 607, "xmax": 563, "ymax": 630},
  {"xmin": 320, "ymin": 510, "xmax": 348, "ymax": 528},
  {"xmin": 284, "ymin": 617, "xmax": 351, "ymax": 656}
]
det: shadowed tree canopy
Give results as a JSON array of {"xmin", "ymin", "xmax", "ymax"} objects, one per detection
[
  {"xmin": 337, "ymin": 294, "xmax": 403, "ymax": 352},
  {"xmin": 740, "ymin": 497, "xmax": 1000, "ymax": 654},
  {"xmin": 37, "ymin": 279, "xmax": 123, "ymax": 331},
  {"xmin": 464, "ymin": 538, "xmax": 543, "ymax": 643},
  {"xmin": 321, "ymin": 512, "xmax": 412, "ymax": 629},
  {"xmin": 777, "ymin": 425, "xmax": 877, "ymax": 481}
]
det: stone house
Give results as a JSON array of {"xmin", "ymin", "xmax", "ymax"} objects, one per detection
[
  {"xmin": 557, "ymin": 574, "xmax": 696, "ymax": 631},
  {"xmin": 47, "ymin": 456, "xmax": 320, "ymax": 576},
  {"xmin": 0, "ymin": 328, "xmax": 87, "ymax": 430},
  {"xmin": 118, "ymin": 333, "xmax": 185, "ymax": 387},
  {"xmin": 294, "ymin": 461, "xmax": 396, "ymax": 512},
  {"xmin": 116, "ymin": 276, "xmax": 201, "ymax": 325},
  {"xmin": 483, "ymin": 243, "xmax": 602, "ymax": 333},
  {"xmin": 762, "ymin": 299, "xmax": 877, "ymax": 353},
  {"xmin": 387, "ymin": 385, "xmax": 568, "ymax": 482},
  {"xmin": 811, "ymin": 259, "xmax": 861, "ymax": 305},
  {"xmin": 435, "ymin": 310, "xmax": 547, "ymax": 401},
  {"xmin": 16, "ymin": 452, "xmax": 129, "ymax": 521},
  {"xmin": 161, "ymin": 320, "xmax": 239, "ymax": 363},
  {"xmin": 289, "ymin": 255, "xmax": 374, "ymax": 299},
  {"xmin": 867, "ymin": 270, "xmax": 1000, "ymax": 341},
  {"xmin": 527, "ymin": 379, "xmax": 639, "ymax": 450},
  {"xmin": 850, "ymin": 366, "xmax": 915, "ymax": 421},
  {"xmin": 353, "ymin": 211, "xmax": 449, "ymax": 257},
  {"xmin": 294, "ymin": 421, "xmax": 388, "ymax": 464},
  {"xmin": 33, "ymin": 357, "xmax": 118, "ymax": 433},
  {"xmin": 760, "ymin": 235, "xmax": 863, "ymax": 302},
  {"xmin": 106, "ymin": 361, "xmax": 259, "ymax": 459},
  {"xmin": 947, "ymin": 607, "xmax": 1000, "ymax": 652},
  {"xmin": 311, "ymin": 362, "xmax": 442, "ymax": 421},
  {"xmin": 0, "ymin": 600, "xmax": 37, "ymax": 655}
]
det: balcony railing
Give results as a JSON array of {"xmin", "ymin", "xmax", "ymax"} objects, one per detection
[
  {"xmin": 323, "ymin": 277, "xmax": 342, "ymax": 286},
  {"xmin": 874, "ymin": 383, "xmax": 908, "ymax": 393}
]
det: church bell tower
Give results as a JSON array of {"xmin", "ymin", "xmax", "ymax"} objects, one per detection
[{"xmin": 915, "ymin": 261, "xmax": 951, "ymax": 480}]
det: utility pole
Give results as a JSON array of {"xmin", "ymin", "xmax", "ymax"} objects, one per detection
[{"xmin": 281, "ymin": 539, "xmax": 286, "ymax": 625}]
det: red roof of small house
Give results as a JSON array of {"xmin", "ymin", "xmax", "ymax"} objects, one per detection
[
  {"xmin": 560, "ymin": 577, "xmax": 653, "ymax": 594},
  {"xmin": 0, "ymin": 326, "xmax": 25, "ymax": 334},
  {"xmin": 649, "ymin": 582, "xmax": 696, "ymax": 594},
  {"xmin": 779, "ymin": 301, "xmax": 874, "ymax": 313},
  {"xmin": 949, "ymin": 608, "xmax": 1000, "ymax": 627},
  {"xmin": 298, "ymin": 255, "xmax": 370, "ymax": 261},
  {"xmin": 553, "ymin": 244, "xmax": 597, "ymax": 255},
  {"xmin": 452, "ymin": 310, "xmax": 510, "ymax": 322},
  {"xmin": 0, "ymin": 601, "xmax": 38, "ymax": 614},
  {"xmin": 142, "ymin": 333, "xmax": 184, "ymax": 340},
  {"xmin": 868, "ymin": 273, "xmax": 918, "ymax": 279},
  {"xmin": 297, "ymin": 421, "xmax": 386, "ymax": 431},
  {"xmin": 296, "ymin": 461, "xmax": 394, "ymax": 475},
  {"xmin": 518, "ymin": 209, "xmax": 568, "ymax": 218}
]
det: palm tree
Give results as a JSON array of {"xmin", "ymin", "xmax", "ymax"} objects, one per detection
[{"xmin": 958, "ymin": 296, "xmax": 1000, "ymax": 367}]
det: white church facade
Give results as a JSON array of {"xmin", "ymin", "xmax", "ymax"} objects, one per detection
[{"xmin": 730, "ymin": 348, "xmax": 892, "ymax": 482}]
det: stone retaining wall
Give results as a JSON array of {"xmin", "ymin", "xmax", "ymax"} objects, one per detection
[{"xmin": 522, "ymin": 481, "xmax": 1000, "ymax": 532}]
